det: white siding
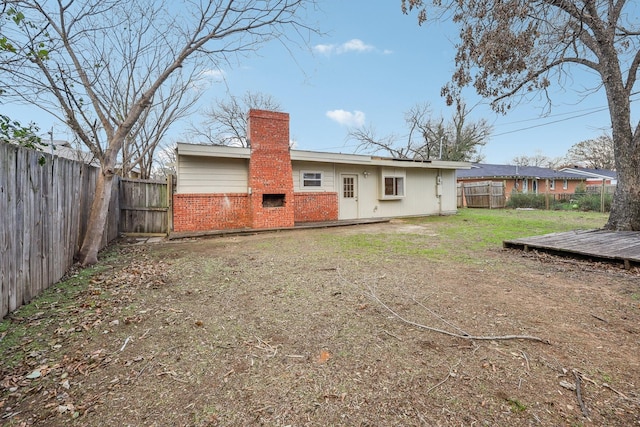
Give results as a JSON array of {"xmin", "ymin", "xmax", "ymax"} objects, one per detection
[
  {"xmin": 177, "ymin": 155, "xmax": 248, "ymax": 194},
  {"xmin": 292, "ymin": 161, "xmax": 335, "ymax": 192},
  {"xmin": 334, "ymin": 166, "xmax": 446, "ymax": 220},
  {"xmin": 439, "ymin": 169, "xmax": 458, "ymax": 214}
]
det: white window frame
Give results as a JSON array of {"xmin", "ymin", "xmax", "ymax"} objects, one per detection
[
  {"xmin": 385, "ymin": 176, "xmax": 404, "ymax": 197},
  {"xmin": 301, "ymin": 171, "xmax": 323, "ymax": 189},
  {"xmin": 563, "ymin": 179, "xmax": 568, "ymax": 190},
  {"xmin": 378, "ymin": 168, "xmax": 406, "ymax": 199},
  {"xmin": 549, "ymin": 179, "xmax": 555, "ymax": 190}
]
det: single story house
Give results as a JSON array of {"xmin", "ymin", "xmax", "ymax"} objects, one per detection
[
  {"xmin": 559, "ymin": 165, "xmax": 617, "ymax": 186},
  {"xmin": 173, "ymin": 109, "xmax": 470, "ymax": 232},
  {"xmin": 456, "ymin": 163, "xmax": 589, "ymax": 206}
]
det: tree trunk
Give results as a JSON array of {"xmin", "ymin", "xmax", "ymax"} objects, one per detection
[
  {"xmin": 605, "ymin": 149, "xmax": 640, "ymax": 231},
  {"xmin": 78, "ymin": 169, "xmax": 115, "ymax": 265},
  {"xmin": 600, "ymin": 55, "xmax": 640, "ymax": 231}
]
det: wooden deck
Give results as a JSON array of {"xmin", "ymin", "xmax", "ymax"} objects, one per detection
[{"xmin": 503, "ymin": 229, "xmax": 640, "ymax": 269}]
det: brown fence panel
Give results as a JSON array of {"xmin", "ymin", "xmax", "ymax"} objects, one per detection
[
  {"xmin": 0, "ymin": 142, "xmax": 119, "ymax": 318},
  {"xmin": 119, "ymin": 178, "xmax": 169, "ymax": 235},
  {"xmin": 462, "ymin": 181, "xmax": 505, "ymax": 209},
  {"xmin": 490, "ymin": 182, "xmax": 506, "ymax": 208}
]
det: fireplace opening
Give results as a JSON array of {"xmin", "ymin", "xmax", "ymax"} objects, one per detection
[{"xmin": 262, "ymin": 193, "xmax": 285, "ymax": 208}]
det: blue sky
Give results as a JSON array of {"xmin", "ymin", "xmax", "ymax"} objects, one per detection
[{"xmin": 4, "ymin": 1, "xmax": 618, "ymax": 164}]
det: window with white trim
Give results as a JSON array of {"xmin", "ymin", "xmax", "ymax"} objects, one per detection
[
  {"xmin": 549, "ymin": 179, "xmax": 555, "ymax": 190},
  {"xmin": 563, "ymin": 179, "xmax": 568, "ymax": 190},
  {"xmin": 379, "ymin": 168, "xmax": 406, "ymax": 199},
  {"xmin": 384, "ymin": 176, "xmax": 404, "ymax": 197},
  {"xmin": 301, "ymin": 171, "xmax": 322, "ymax": 188}
]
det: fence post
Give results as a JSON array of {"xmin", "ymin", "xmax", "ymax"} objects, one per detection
[
  {"xmin": 167, "ymin": 174, "xmax": 174, "ymax": 232},
  {"xmin": 601, "ymin": 179, "xmax": 605, "ymax": 213}
]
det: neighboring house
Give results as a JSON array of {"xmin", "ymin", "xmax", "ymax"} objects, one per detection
[
  {"xmin": 457, "ymin": 163, "xmax": 588, "ymax": 202},
  {"xmin": 50, "ymin": 140, "xmax": 141, "ymax": 178},
  {"xmin": 49, "ymin": 140, "xmax": 98, "ymax": 165},
  {"xmin": 559, "ymin": 165, "xmax": 617, "ymax": 186},
  {"xmin": 173, "ymin": 109, "xmax": 469, "ymax": 232}
]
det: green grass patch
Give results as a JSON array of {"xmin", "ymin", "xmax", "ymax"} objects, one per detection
[
  {"xmin": 432, "ymin": 208, "xmax": 607, "ymax": 248},
  {"xmin": 321, "ymin": 209, "xmax": 608, "ymax": 263},
  {"xmin": 0, "ymin": 251, "xmax": 116, "ymax": 370},
  {"xmin": 506, "ymin": 397, "xmax": 528, "ymax": 412}
]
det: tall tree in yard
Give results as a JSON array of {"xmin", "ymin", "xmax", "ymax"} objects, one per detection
[
  {"xmin": 1, "ymin": 0, "xmax": 315, "ymax": 264},
  {"xmin": 566, "ymin": 134, "xmax": 616, "ymax": 170},
  {"xmin": 402, "ymin": 0, "xmax": 640, "ymax": 230}
]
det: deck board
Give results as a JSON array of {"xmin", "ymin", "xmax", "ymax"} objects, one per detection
[{"xmin": 503, "ymin": 230, "xmax": 640, "ymax": 266}]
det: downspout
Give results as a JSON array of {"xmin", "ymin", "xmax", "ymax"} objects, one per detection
[{"xmin": 437, "ymin": 169, "xmax": 443, "ymax": 215}]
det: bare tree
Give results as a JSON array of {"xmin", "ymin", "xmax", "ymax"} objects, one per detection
[
  {"xmin": 2, "ymin": 0, "xmax": 315, "ymax": 264},
  {"xmin": 119, "ymin": 71, "xmax": 203, "ymax": 179},
  {"xmin": 510, "ymin": 150, "xmax": 563, "ymax": 169},
  {"xmin": 189, "ymin": 91, "xmax": 282, "ymax": 147},
  {"xmin": 566, "ymin": 134, "xmax": 616, "ymax": 170},
  {"xmin": 436, "ymin": 101, "xmax": 489, "ymax": 162},
  {"xmin": 402, "ymin": 0, "xmax": 640, "ymax": 230},
  {"xmin": 348, "ymin": 126, "xmax": 406, "ymax": 158},
  {"xmin": 350, "ymin": 100, "xmax": 490, "ymax": 162}
]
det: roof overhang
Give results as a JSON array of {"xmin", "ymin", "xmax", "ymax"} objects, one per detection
[
  {"xmin": 559, "ymin": 167, "xmax": 616, "ymax": 180},
  {"xmin": 176, "ymin": 142, "xmax": 470, "ymax": 170},
  {"xmin": 177, "ymin": 142, "xmax": 250, "ymax": 159}
]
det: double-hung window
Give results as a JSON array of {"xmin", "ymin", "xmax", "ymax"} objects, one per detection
[
  {"xmin": 379, "ymin": 168, "xmax": 406, "ymax": 199},
  {"xmin": 301, "ymin": 171, "xmax": 322, "ymax": 188},
  {"xmin": 384, "ymin": 176, "xmax": 404, "ymax": 197}
]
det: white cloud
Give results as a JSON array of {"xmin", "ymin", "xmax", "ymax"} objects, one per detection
[
  {"xmin": 337, "ymin": 39, "xmax": 374, "ymax": 54},
  {"xmin": 313, "ymin": 39, "xmax": 377, "ymax": 56},
  {"xmin": 312, "ymin": 43, "xmax": 334, "ymax": 55},
  {"xmin": 201, "ymin": 68, "xmax": 225, "ymax": 80},
  {"xmin": 326, "ymin": 110, "xmax": 366, "ymax": 127}
]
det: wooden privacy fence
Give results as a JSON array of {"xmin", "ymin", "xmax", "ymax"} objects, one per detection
[
  {"xmin": 1, "ymin": 143, "xmax": 119, "ymax": 318},
  {"xmin": 458, "ymin": 181, "xmax": 506, "ymax": 209},
  {"xmin": 119, "ymin": 177, "xmax": 171, "ymax": 235}
]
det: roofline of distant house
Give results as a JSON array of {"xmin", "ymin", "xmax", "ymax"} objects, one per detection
[{"xmin": 558, "ymin": 167, "xmax": 617, "ymax": 180}]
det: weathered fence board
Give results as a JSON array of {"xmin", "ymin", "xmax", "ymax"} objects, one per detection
[
  {"xmin": 119, "ymin": 178, "xmax": 169, "ymax": 235},
  {"xmin": 0, "ymin": 143, "xmax": 119, "ymax": 319},
  {"xmin": 462, "ymin": 181, "xmax": 506, "ymax": 209},
  {"xmin": 504, "ymin": 230, "xmax": 640, "ymax": 268}
]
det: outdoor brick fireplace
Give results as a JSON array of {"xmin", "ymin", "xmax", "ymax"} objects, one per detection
[{"xmin": 247, "ymin": 109, "xmax": 295, "ymax": 229}]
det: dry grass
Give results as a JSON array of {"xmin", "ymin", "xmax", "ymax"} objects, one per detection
[{"xmin": 1, "ymin": 211, "xmax": 639, "ymax": 426}]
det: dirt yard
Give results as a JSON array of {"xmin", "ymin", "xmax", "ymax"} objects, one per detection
[{"xmin": 1, "ymin": 219, "xmax": 639, "ymax": 426}]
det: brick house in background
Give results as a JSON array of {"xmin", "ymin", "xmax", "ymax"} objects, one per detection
[
  {"xmin": 172, "ymin": 109, "xmax": 469, "ymax": 232},
  {"xmin": 559, "ymin": 165, "xmax": 617, "ymax": 186},
  {"xmin": 456, "ymin": 163, "xmax": 588, "ymax": 206}
]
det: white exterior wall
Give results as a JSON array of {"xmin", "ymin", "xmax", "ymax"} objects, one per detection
[
  {"xmin": 333, "ymin": 166, "xmax": 451, "ymax": 220},
  {"xmin": 175, "ymin": 143, "xmax": 465, "ymax": 220},
  {"xmin": 177, "ymin": 155, "xmax": 248, "ymax": 194},
  {"xmin": 291, "ymin": 161, "xmax": 335, "ymax": 192},
  {"xmin": 438, "ymin": 169, "xmax": 458, "ymax": 214}
]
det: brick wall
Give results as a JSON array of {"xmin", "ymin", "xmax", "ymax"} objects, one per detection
[
  {"xmin": 247, "ymin": 109, "xmax": 295, "ymax": 229},
  {"xmin": 173, "ymin": 193, "xmax": 250, "ymax": 232},
  {"xmin": 294, "ymin": 192, "xmax": 339, "ymax": 222}
]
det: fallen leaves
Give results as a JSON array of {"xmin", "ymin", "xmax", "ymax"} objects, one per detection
[
  {"xmin": 317, "ymin": 350, "xmax": 332, "ymax": 364},
  {"xmin": 0, "ymin": 244, "xmax": 169, "ymax": 424}
]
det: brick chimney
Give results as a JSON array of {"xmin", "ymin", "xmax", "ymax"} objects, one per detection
[{"xmin": 247, "ymin": 109, "xmax": 295, "ymax": 229}]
